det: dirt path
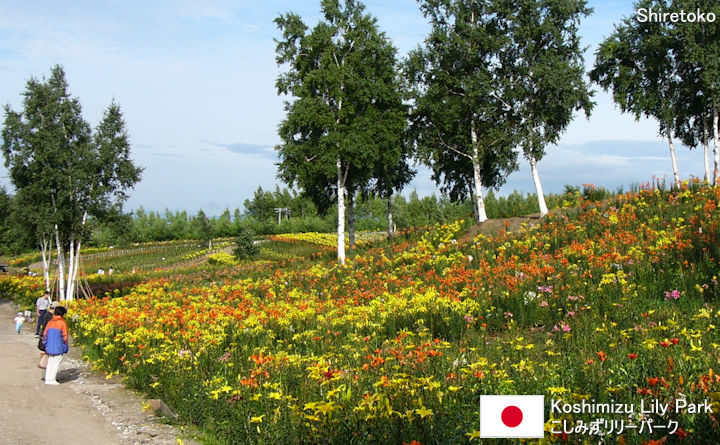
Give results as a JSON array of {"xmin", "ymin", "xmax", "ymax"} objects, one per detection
[{"xmin": 0, "ymin": 300, "xmax": 201, "ymax": 445}]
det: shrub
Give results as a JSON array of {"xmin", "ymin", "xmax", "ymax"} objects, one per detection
[{"xmin": 232, "ymin": 227, "xmax": 260, "ymax": 260}]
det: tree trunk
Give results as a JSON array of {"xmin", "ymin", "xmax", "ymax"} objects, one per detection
[
  {"xmin": 40, "ymin": 237, "xmax": 51, "ymax": 292},
  {"xmin": 336, "ymin": 156, "xmax": 346, "ymax": 265},
  {"xmin": 666, "ymin": 123, "xmax": 680, "ymax": 188},
  {"xmin": 387, "ymin": 194, "xmax": 394, "ymax": 238},
  {"xmin": 347, "ymin": 191, "xmax": 355, "ymax": 249},
  {"xmin": 66, "ymin": 236, "xmax": 76, "ymax": 302},
  {"xmin": 54, "ymin": 226, "xmax": 66, "ymax": 300},
  {"xmin": 72, "ymin": 240, "xmax": 81, "ymax": 300},
  {"xmin": 66, "ymin": 209, "xmax": 88, "ymax": 301},
  {"xmin": 714, "ymin": 100, "xmax": 719, "ymax": 186},
  {"xmin": 529, "ymin": 154, "xmax": 549, "ymax": 216},
  {"xmin": 470, "ymin": 122, "xmax": 488, "ymax": 223},
  {"xmin": 704, "ymin": 116, "xmax": 711, "ymax": 183},
  {"xmin": 468, "ymin": 183, "xmax": 479, "ymax": 223}
]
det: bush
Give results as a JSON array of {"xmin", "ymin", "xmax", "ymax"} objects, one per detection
[{"xmin": 233, "ymin": 227, "xmax": 259, "ymax": 260}]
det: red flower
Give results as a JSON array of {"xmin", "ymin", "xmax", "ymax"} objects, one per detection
[
  {"xmin": 670, "ymin": 337, "xmax": 680, "ymax": 345},
  {"xmin": 597, "ymin": 351, "xmax": 607, "ymax": 362},
  {"xmin": 659, "ymin": 341, "xmax": 670, "ymax": 348},
  {"xmin": 674, "ymin": 427, "xmax": 689, "ymax": 439},
  {"xmin": 628, "ymin": 353, "xmax": 638, "ymax": 360},
  {"xmin": 322, "ymin": 368, "xmax": 341, "ymax": 380}
]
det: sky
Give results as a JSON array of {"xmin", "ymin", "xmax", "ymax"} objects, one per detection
[{"xmin": 0, "ymin": 1, "xmax": 709, "ymax": 216}]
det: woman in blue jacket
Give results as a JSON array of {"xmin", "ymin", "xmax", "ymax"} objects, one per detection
[{"xmin": 42, "ymin": 306, "xmax": 69, "ymax": 385}]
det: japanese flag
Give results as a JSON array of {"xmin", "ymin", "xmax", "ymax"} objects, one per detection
[{"xmin": 479, "ymin": 395, "xmax": 545, "ymax": 438}]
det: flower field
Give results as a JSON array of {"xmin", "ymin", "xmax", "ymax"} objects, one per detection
[
  {"xmin": 52, "ymin": 184, "xmax": 720, "ymax": 443},
  {"xmin": 83, "ymin": 241, "xmax": 233, "ymax": 272}
]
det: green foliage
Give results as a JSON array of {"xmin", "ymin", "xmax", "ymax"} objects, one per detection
[
  {"xmin": 590, "ymin": 0, "xmax": 720, "ymax": 185},
  {"xmin": 274, "ymin": 0, "xmax": 408, "ymax": 258},
  {"xmin": 233, "ymin": 227, "xmax": 259, "ymax": 260},
  {"xmin": 1, "ymin": 65, "xmax": 142, "ymax": 300},
  {"xmin": 503, "ymin": 0, "xmax": 594, "ymax": 160},
  {"xmin": 192, "ymin": 210, "xmax": 213, "ymax": 245},
  {"xmin": 407, "ymin": 0, "xmax": 519, "ymax": 211}
]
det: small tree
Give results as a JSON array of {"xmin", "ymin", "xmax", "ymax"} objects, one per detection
[
  {"xmin": 233, "ymin": 226, "xmax": 259, "ymax": 260},
  {"xmin": 193, "ymin": 209, "xmax": 213, "ymax": 249}
]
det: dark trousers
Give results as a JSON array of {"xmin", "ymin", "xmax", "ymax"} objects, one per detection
[{"xmin": 35, "ymin": 310, "xmax": 47, "ymax": 335}]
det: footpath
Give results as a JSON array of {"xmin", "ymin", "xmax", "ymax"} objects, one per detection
[{"xmin": 0, "ymin": 300, "xmax": 200, "ymax": 445}]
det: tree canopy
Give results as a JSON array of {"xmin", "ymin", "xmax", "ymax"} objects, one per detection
[
  {"xmin": 406, "ymin": 0, "xmax": 519, "ymax": 222},
  {"xmin": 274, "ymin": 0, "xmax": 407, "ymax": 263},
  {"xmin": 591, "ymin": 0, "xmax": 720, "ymax": 186},
  {"xmin": 2, "ymin": 65, "xmax": 142, "ymax": 299}
]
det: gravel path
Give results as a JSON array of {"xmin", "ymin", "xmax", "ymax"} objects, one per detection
[{"xmin": 0, "ymin": 300, "xmax": 202, "ymax": 445}]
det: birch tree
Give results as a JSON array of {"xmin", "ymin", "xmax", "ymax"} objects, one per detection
[
  {"xmin": 502, "ymin": 0, "xmax": 594, "ymax": 216},
  {"xmin": 275, "ymin": 0, "xmax": 405, "ymax": 264},
  {"xmin": 673, "ymin": 64, "xmax": 712, "ymax": 182},
  {"xmin": 674, "ymin": 0, "xmax": 720, "ymax": 183},
  {"xmin": 2, "ymin": 65, "xmax": 142, "ymax": 300},
  {"xmin": 406, "ymin": 0, "xmax": 518, "ymax": 223},
  {"xmin": 591, "ymin": 0, "xmax": 685, "ymax": 188}
]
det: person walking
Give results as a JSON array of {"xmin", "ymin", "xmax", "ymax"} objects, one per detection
[
  {"xmin": 42, "ymin": 306, "xmax": 69, "ymax": 385},
  {"xmin": 34, "ymin": 290, "xmax": 51, "ymax": 337},
  {"xmin": 37, "ymin": 301, "xmax": 58, "ymax": 370}
]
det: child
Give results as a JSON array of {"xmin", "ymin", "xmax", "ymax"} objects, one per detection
[{"xmin": 14, "ymin": 312, "xmax": 25, "ymax": 334}]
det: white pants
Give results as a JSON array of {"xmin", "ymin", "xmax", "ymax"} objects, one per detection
[{"xmin": 44, "ymin": 354, "xmax": 64, "ymax": 383}]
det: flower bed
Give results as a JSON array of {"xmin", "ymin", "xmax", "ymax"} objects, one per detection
[{"xmin": 66, "ymin": 182, "xmax": 720, "ymax": 444}]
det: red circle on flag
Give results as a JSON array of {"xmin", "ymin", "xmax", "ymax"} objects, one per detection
[{"xmin": 501, "ymin": 405, "xmax": 523, "ymax": 427}]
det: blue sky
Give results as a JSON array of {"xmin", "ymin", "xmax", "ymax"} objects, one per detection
[{"xmin": 0, "ymin": 1, "xmax": 708, "ymax": 215}]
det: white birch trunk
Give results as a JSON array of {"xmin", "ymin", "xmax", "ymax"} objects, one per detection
[
  {"xmin": 529, "ymin": 155, "xmax": 549, "ymax": 216},
  {"xmin": 54, "ymin": 226, "xmax": 66, "ymax": 301},
  {"xmin": 40, "ymin": 237, "xmax": 51, "ymax": 292},
  {"xmin": 714, "ymin": 100, "xmax": 719, "ymax": 186},
  {"xmin": 704, "ymin": 117, "xmax": 711, "ymax": 183},
  {"xmin": 66, "ymin": 240, "xmax": 83, "ymax": 302},
  {"xmin": 468, "ymin": 184, "xmax": 479, "ymax": 223},
  {"xmin": 470, "ymin": 122, "xmax": 488, "ymax": 223},
  {"xmin": 336, "ymin": 156, "xmax": 346, "ymax": 265},
  {"xmin": 387, "ymin": 195, "xmax": 394, "ymax": 238},
  {"xmin": 347, "ymin": 191, "xmax": 355, "ymax": 248},
  {"xmin": 66, "ymin": 236, "xmax": 76, "ymax": 302},
  {"xmin": 334, "ymin": 75, "xmax": 346, "ymax": 264},
  {"xmin": 666, "ymin": 123, "xmax": 680, "ymax": 188},
  {"xmin": 69, "ymin": 209, "xmax": 89, "ymax": 301},
  {"xmin": 73, "ymin": 241, "xmax": 81, "ymax": 300}
]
